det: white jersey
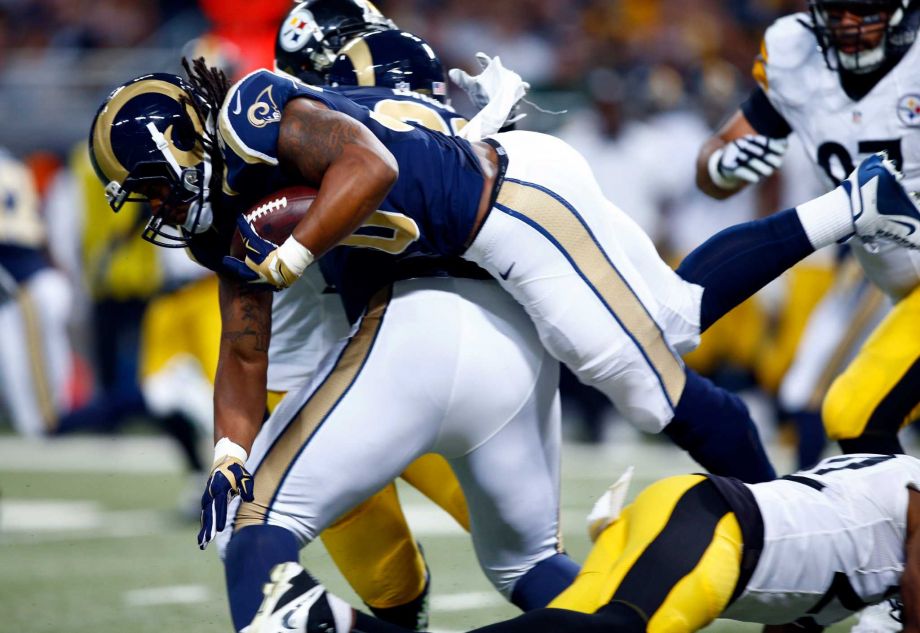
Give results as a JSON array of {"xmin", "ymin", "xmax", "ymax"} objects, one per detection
[
  {"xmin": 723, "ymin": 453, "xmax": 920, "ymax": 626},
  {"xmin": 757, "ymin": 13, "xmax": 920, "ymax": 299},
  {"xmin": 267, "ymin": 266, "xmax": 350, "ymax": 393}
]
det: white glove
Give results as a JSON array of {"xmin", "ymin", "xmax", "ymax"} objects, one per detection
[
  {"xmin": 449, "ymin": 53, "xmax": 529, "ymax": 141},
  {"xmin": 708, "ymin": 134, "xmax": 789, "ymax": 190},
  {"xmin": 586, "ymin": 466, "xmax": 633, "ymax": 543}
]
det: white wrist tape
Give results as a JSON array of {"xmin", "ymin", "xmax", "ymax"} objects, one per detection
[
  {"xmin": 213, "ymin": 437, "xmax": 248, "ymax": 465},
  {"xmin": 707, "ymin": 147, "xmax": 740, "ymax": 191},
  {"xmin": 277, "ymin": 236, "xmax": 315, "ymax": 278}
]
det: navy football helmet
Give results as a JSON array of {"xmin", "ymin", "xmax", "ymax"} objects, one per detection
[
  {"xmin": 808, "ymin": 0, "xmax": 919, "ymax": 73},
  {"xmin": 88, "ymin": 73, "xmax": 215, "ymax": 247},
  {"xmin": 275, "ymin": 0, "xmax": 396, "ymax": 85},
  {"xmin": 328, "ymin": 30, "xmax": 448, "ymax": 103}
]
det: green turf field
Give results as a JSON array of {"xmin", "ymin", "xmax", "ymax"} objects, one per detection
[{"xmin": 0, "ymin": 435, "xmax": 857, "ymax": 632}]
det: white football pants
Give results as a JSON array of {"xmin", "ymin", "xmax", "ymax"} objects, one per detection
[
  {"xmin": 465, "ymin": 131, "xmax": 703, "ymax": 432},
  {"xmin": 0, "ymin": 267, "xmax": 72, "ymax": 436},
  {"xmin": 219, "ymin": 277, "xmax": 562, "ymax": 598}
]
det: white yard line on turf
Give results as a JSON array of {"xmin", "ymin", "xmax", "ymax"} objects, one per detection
[{"xmin": 123, "ymin": 585, "xmax": 211, "ymax": 606}]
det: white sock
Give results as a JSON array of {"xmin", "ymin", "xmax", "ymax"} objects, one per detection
[
  {"xmin": 326, "ymin": 593, "xmax": 355, "ymax": 633},
  {"xmin": 795, "ymin": 186, "xmax": 854, "ymax": 249}
]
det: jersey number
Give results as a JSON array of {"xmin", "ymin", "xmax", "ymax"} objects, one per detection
[
  {"xmin": 817, "ymin": 139, "xmax": 903, "ymax": 186},
  {"xmin": 343, "ymin": 99, "xmax": 468, "ymax": 254}
]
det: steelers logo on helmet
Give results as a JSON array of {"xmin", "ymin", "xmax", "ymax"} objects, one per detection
[
  {"xmin": 279, "ymin": 9, "xmax": 324, "ymax": 53},
  {"xmin": 88, "ymin": 73, "xmax": 215, "ymax": 247},
  {"xmin": 274, "ymin": 0, "xmax": 397, "ymax": 85}
]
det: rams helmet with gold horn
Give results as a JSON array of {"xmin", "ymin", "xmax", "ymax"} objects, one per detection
[{"xmin": 88, "ymin": 73, "xmax": 215, "ymax": 247}]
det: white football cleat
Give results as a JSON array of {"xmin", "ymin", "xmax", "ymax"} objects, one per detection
[
  {"xmin": 844, "ymin": 152, "xmax": 920, "ymax": 249},
  {"xmin": 586, "ymin": 466, "xmax": 634, "ymax": 543},
  {"xmin": 243, "ymin": 563, "xmax": 339, "ymax": 633}
]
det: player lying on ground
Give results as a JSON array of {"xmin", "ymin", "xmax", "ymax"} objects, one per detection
[{"xmin": 247, "ymin": 453, "xmax": 920, "ymax": 633}]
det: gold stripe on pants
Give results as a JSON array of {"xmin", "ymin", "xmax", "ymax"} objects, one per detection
[
  {"xmin": 235, "ymin": 288, "xmax": 391, "ymax": 529},
  {"xmin": 496, "ymin": 180, "xmax": 685, "ymax": 407}
]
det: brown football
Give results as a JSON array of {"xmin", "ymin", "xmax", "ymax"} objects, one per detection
[{"xmin": 230, "ymin": 186, "xmax": 319, "ymax": 258}]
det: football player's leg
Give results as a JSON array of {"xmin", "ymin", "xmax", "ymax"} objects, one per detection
[
  {"xmin": 675, "ymin": 179, "xmax": 876, "ymax": 333},
  {"xmin": 400, "ymin": 454, "xmax": 470, "ymax": 530},
  {"xmin": 0, "ymin": 295, "xmax": 48, "ymax": 435},
  {"xmin": 777, "ymin": 266, "xmax": 884, "ymax": 467},
  {"xmin": 221, "ymin": 286, "xmax": 459, "ymax": 630},
  {"xmin": 434, "ymin": 278, "xmax": 576, "ymax": 609},
  {"xmin": 321, "ymin": 483, "xmax": 431, "ymax": 630},
  {"xmin": 551, "ymin": 475, "xmax": 742, "ymax": 633},
  {"xmin": 467, "ymin": 132, "xmax": 773, "ymax": 481},
  {"xmin": 823, "ymin": 283, "xmax": 920, "ymax": 454},
  {"xmin": 25, "ymin": 268, "xmax": 73, "ymax": 430}
]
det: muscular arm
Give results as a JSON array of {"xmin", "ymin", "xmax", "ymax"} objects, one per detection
[
  {"xmin": 696, "ymin": 109, "xmax": 760, "ymax": 200},
  {"xmin": 901, "ymin": 486, "xmax": 920, "ymax": 633},
  {"xmin": 213, "ymin": 274, "xmax": 273, "ymax": 453},
  {"xmin": 278, "ymin": 98, "xmax": 399, "ymax": 258}
]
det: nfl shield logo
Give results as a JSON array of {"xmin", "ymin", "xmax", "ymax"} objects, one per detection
[{"xmin": 897, "ymin": 94, "xmax": 920, "ymax": 126}]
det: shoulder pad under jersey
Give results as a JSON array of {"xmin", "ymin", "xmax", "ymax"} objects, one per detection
[
  {"xmin": 218, "ymin": 69, "xmax": 327, "ymax": 194},
  {"xmin": 753, "ymin": 13, "xmax": 822, "ymax": 108}
]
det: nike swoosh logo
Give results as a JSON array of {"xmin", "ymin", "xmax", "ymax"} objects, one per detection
[
  {"xmin": 244, "ymin": 239, "xmax": 261, "ymax": 255},
  {"xmin": 892, "ymin": 219, "xmax": 917, "ymax": 235},
  {"xmin": 499, "ymin": 262, "xmax": 515, "ymax": 280},
  {"xmin": 281, "ymin": 609, "xmax": 299, "ymax": 630},
  {"xmin": 232, "ymin": 91, "xmax": 242, "ymax": 115}
]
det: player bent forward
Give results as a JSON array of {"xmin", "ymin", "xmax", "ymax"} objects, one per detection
[{"xmin": 247, "ymin": 453, "xmax": 920, "ymax": 633}]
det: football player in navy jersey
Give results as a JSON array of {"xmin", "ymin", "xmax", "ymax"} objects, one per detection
[{"xmin": 89, "ymin": 39, "xmax": 920, "ymax": 633}]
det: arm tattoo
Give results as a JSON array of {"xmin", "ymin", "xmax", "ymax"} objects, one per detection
[
  {"xmin": 278, "ymin": 101, "xmax": 363, "ymax": 184},
  {"xmin": 219, "ymin": 280, "xmax": 271, "ymax": 353}
]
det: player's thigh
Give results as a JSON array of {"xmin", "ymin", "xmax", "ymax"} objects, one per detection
[
  {"xmin": 469, "ymin": 132, "xmax": 687, "ymax": 432},
  {"xmin": 550, "ymin": 475, "xmax": 730, "ymax": 615},
  {"xmin": 0, "ymin": 298, "xmax": 46, "ymax": 435},
  {"xmin": 25, "ymin": 269, "xmax": 72, "ymax": 409},
  {"xmin": 447, "ymin": 357, "xmax": 562, "ymax": 596},
  {"xmin": 823, "ymin": 284, "xmax": 920, "ymax": 440},
  {"xmin": 234, "ymin": 286, "xmax": 464, "ymax": 542}
]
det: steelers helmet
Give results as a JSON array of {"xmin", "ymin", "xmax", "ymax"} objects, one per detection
[
  {"xmin": 808, "ymin": 0, "xmax": 919, "ymax": 73},
  {"xmin": 328, "ymin": 30, "xmax": 448, "ymax": 103},
  {"xmin": 274, "ymin": 0, "xmax": 396, "ymax": 85},
  {"xmin": 88, "ymin": 73, "xmax": 215, "ymax": 247}
]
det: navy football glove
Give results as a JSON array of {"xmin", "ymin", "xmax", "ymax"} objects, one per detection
[
  {"xmin": 198, "ymin": 438, "xmax": 254, "ymax": 550},
  {"xmin": 222, "ymin": 215, "xmax": 312, "ymax": 289}
]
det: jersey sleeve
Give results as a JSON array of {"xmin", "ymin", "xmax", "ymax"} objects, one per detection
[
  {"xmin": 218, "ymin": 69, "xmax": 332, "ymax": 196},
  {"xmin": 741, "ymin": 87, "xmax": 792, "ymax": 138},
  {"xmin": 749, "ymin": 14, "xmax": 819, "ymax": 114}
]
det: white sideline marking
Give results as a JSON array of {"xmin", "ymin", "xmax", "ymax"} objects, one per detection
[
  {"xmin": 0, "ymin": 499, "xmax": 169, "ymax": 545},
  {"xmin": 123, "ymin": 585, "xmax": 211, "ymax": 607},
  {"xmin": 431, "ymin": 591, "xmax": 505, "ymax": 611},
  {"xmin": 0, "ymin": 436, "xmax": 185, "ymax": 473}
]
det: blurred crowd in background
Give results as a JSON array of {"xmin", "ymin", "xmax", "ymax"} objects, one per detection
[{"xmin": 0, "ymin": 0, "xmax": 847, "ymax": 503}]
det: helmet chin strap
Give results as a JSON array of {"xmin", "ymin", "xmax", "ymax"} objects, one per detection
[{"xmin": 182, "ymin": 154, "xmax": 213, "ymax": 235}]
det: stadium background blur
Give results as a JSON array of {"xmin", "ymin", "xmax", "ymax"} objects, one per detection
[{"xmin": 0, "ymin": 1, "xmax": 871, "ymax": 632}]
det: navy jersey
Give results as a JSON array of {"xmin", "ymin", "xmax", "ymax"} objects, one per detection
[{"xmin": 218, "ymin": 69, "xmax": 485, "ymax": 258}]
